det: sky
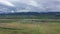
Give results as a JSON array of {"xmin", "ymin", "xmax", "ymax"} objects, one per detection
[
  {"xmin": 0, "ymin": 0, "xmax": 15, "ymax": 6},
  {"xmin": 0, "ymin": 0, "xmax": 60, "ymax": 12}
]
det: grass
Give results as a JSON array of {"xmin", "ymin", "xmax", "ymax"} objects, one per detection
[{"xmin": 0, "ymin": 19, "xmax": 60, "ymax": 34}]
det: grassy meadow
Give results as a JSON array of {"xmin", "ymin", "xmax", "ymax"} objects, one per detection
[{"xmin": 0, "ymin": 19, "xmax": 60, "ymax": 34}]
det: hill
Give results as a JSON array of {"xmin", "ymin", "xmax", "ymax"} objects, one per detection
[{"xmin": 0, "ymin": 12, "xmax": 60, "ymax": 19}]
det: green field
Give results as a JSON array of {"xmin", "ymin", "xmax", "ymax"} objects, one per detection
[
  {"xmin": 0, "ymin": 15, "xmax": 58, "ymax": 19},
  {"xmin": 0, "ymin": 19, "xmax": 60, "ymax": 34}
]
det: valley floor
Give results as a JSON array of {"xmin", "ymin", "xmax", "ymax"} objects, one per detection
[{"xmin": 0, "ymin": 19, "xmax": 60, "ymax": 34}]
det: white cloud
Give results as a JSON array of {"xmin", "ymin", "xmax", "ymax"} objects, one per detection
[
  {"xmin": 26, "ymin": 0, "xmax": 39, "ymax": 7},
  {"xmin": 0, "ymin": 0, "xmax": 15, "ymax": 7},
  {"xmin": 1, "ymin": 0, "xmax": 60, "ymax": 12},
  {"xmin": 8, "ymin": 0, "xmax": 39, "ymax": 7},
  {"xmin": 17, "ymin": 10, "xmax": 31, "ymax": 12}
]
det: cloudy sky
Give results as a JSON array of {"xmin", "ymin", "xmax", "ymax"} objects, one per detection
[{"xmin": 0, "ymin": 0, "xmax": 60, "ymax": 13}]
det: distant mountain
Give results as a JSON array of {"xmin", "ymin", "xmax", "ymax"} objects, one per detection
[
  {"xmin": 0, "ymin": 12, "xmax": 60, "ymax": 19},
  {"xmin": 0, "ymin": 12, "xmax": 60, "ymax": 15}
]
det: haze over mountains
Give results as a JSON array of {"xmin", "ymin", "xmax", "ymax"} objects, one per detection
[{"xmin": 0, "ymin": 0, "xmax": 60, "ymax": 13}]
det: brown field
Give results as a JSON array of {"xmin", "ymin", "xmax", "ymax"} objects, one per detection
[{"xmin": 0, "ymin": 19, "xmax": 60, "ymax": 34}]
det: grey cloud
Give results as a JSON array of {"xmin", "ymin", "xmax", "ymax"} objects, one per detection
[{"xmin": 0, "ymin": 0, "xmax": 60, "ymax": 13}]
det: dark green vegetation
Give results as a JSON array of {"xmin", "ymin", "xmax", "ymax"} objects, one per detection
[
  {"xmin": 0, "ymin": 19, "xmax": 60, "ymax": 34},
  {"xmin": 0, "ymin": 12, "xmax": 60, "ymax": 19},
  {"xmin": 0, "ymin": 15, "xmax": 59, "ymax": 19}
]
